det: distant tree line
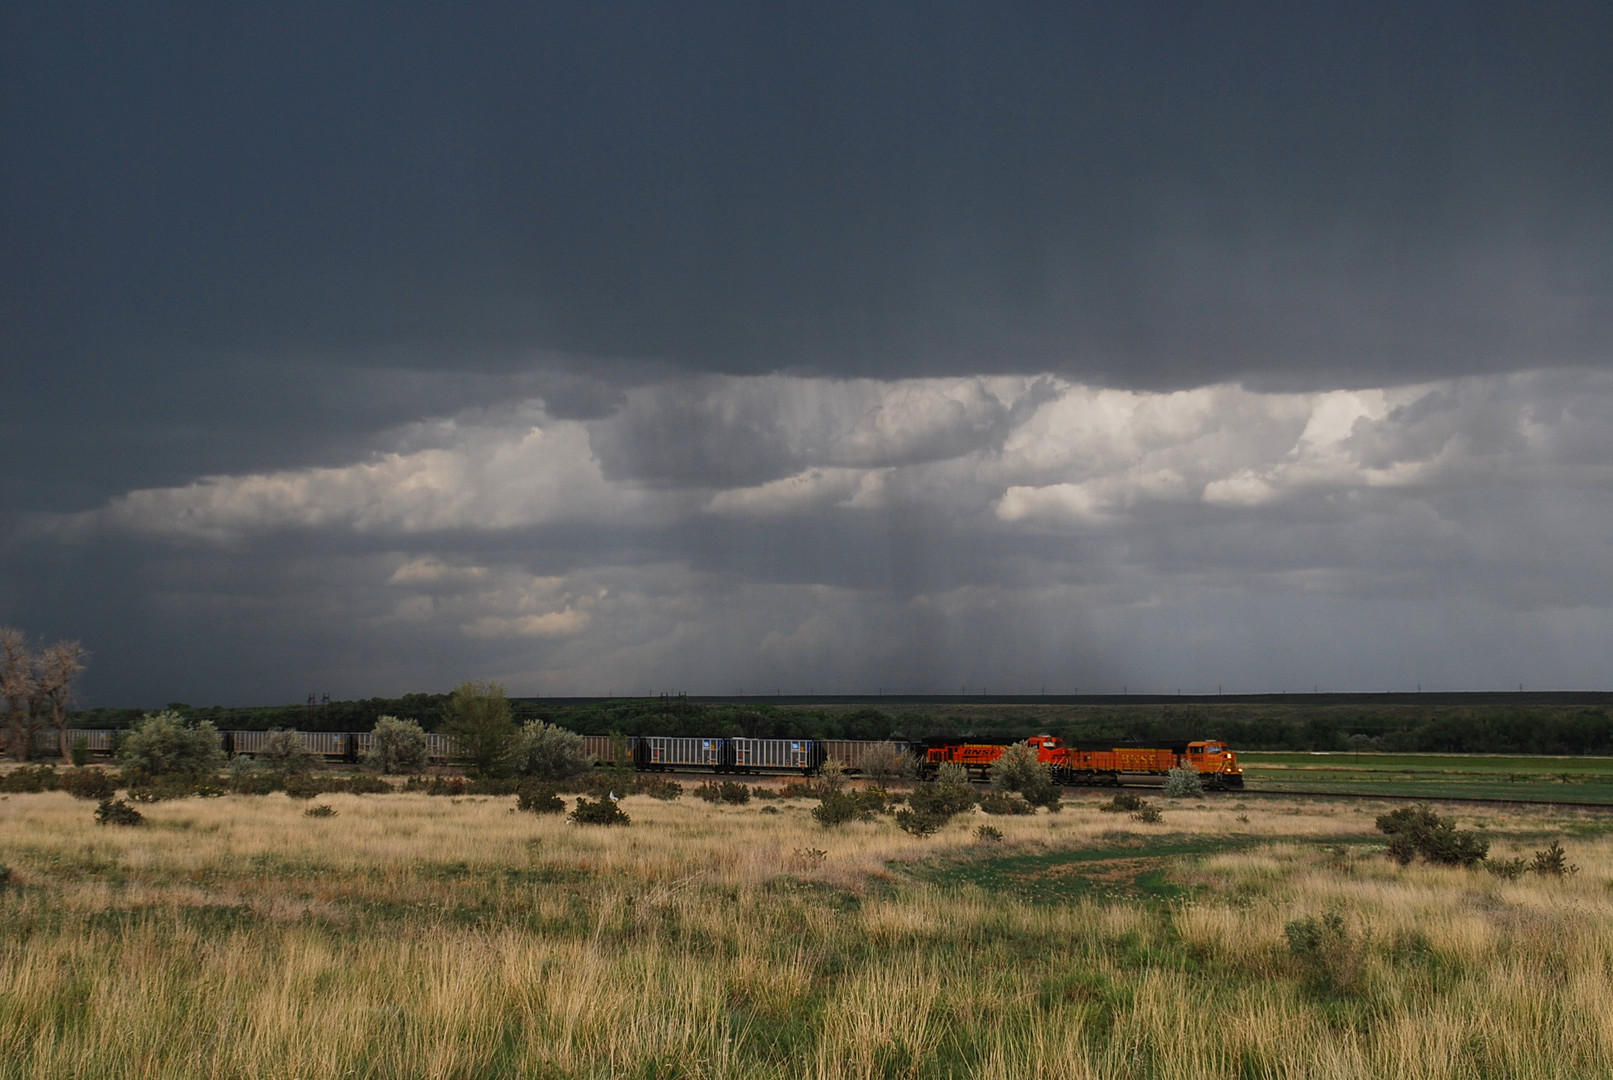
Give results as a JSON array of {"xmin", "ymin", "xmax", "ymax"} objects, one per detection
[{"xmin": 65, "ymin": 694, "xmax": 1613, "ymax": 756}]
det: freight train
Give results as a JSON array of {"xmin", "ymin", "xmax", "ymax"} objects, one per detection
[{"xmin": 40, "ymin": 729, "xmax": 1242, "ymax": 788}]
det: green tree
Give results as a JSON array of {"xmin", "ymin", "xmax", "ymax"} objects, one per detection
[
  {"xmin": 117, "ymin": 711, "xmax": 225, "ymax": 784},
  {"xmin": 444, "ymin": 681, "xmax": 516, "ymax": 776},
  {"xmin": 364, "ymin": 715, "xmax": 428, "ymax": 774},
  {"xmin": 514, "ymin": 721, "xmax": 590, "ymax": 782}
]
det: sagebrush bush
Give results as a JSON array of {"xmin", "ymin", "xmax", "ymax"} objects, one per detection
[
  {"xmin": 0, "ymin": 766, "xmax": 58, "ymax": 793},
  {"xmin": 364, "ymin": 715, "xmax": 428, "ymax": 774},
  {"xmin": 896, "ymin": 772, "xmax": 977, "ymax": 836},
  {"xmin": 571, "ymin": 795, "xmax": 629, "ymax": 825},
  {"xmin": 1130, "ymin": 803, "xmax": 1163, "ymax": 823},
  {"xmin": 94, "ymin": 797, "xmax": 143, "ymax": 826},
  {"xmin": 638, "ymin": 777, "xmax": 683, "ymax": 801},
  {"xmin": 976, "ymin": 791, "xmax": 1035, "ymax": 815},
  {"xmin": 514, "ymin": 721, "xmax": 591, "ymax": 783},
  {"xmin": 862, "ymin": 741, "xmax": 917, "ymax": 782},
  {"xmin": 1376, "ymin": 805, "xmax": 1488, "ymax": 866},
  {"xmin": 257, "ymin": 729, "xmax": 319, "ymax": 775},
  {"xmin": 812, "ymin": 789, "xmax": 887, "ymax": 827},
  {"xmin": 1098, "ymin": 792, "xmax": 1146, "ymax": 813},
  {"xmin": 517, "ymin": 783, "xmax": 565, "ymax": 814},
  {"xmin": 1163, "ymin": 766, "xmax": 1205, "ymax": 799},
  {"xmin": 58, "ymin": 768, "xmax": 118, "ymax": 801},
  {"xmin": 404, "ymin": 775, "xmax": 467, "ymax": 796},
  {"xmin": 117, "ymin": 711, "xmax": 224, "ymax": 785}
]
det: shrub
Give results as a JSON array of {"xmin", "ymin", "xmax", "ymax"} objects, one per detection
[
  {"xmin": 343, "ymin": 773, "xmax": 393, "ymax": 794},
  {"xmin": 1098, "ymin": 792, "xmax": 1147, "ymax": 813},
  {"xmin": 0, "ymin": 862, "xmax": 10, "ymax": 888},
  {"xmin": 1163, "ymin": 766, "xmax": 1205, "ymax": 799},
  {"xmin": 404, "ymin": 775, "xmax": 467, "ymax": 796},
  {"xmin": 514, "ymin": 721, "xmax": 591, "ymax": 783},
  {"xmin": 117, "ymin": 711, "xmax": 225, "ymax": 785},
  {"xmin": 988, "ymin": 744, "xmax": 1062, "ymax": 810},
  {"xmin": 778, "ymin": 781, "xmax": 818, "ymax": 799},
  {"xmin": 59, "ymin": 768, "xmax": 118, "ymax": 800},
  {"xmin": 129, "ymin": 774, "xmax": 221, "ymax": 802},
  {"xmin": 1285, "ymin": 913, "xmax": 1369, "ymax": 994},
  {"xmin": 863, "ymin": 741, "xmax": 917, "ymax": 782},
  {"xmin": 1487, "ymin": 856, "xmax": 1529, "ymax": 881},
  {"xmin": 94, "ymin": 797, "xmax": 143, "ymax": 826},
  {"xmin": 816, "ymin": 759, "xmax": 848, "ymax": 794},
  {"xmin": 229, "ymin": 772, "xmax": 284, "ymax": 795},
  {"xmin": 69, "ymin": 736, "xmax": 91, "ymax": 767},
  {"xmin": 975, "ymin": 824, "xmax": 1004, "ymax": 843},
  {"xmin": 258, "ymin": 729, "xmax": 318, "ymax": 775},
  {"xmin": 638, "ymin": 777, "xmax": 684, "ymax": 801},
  {"xmin": 0, "ymin": 766, "xmax": 58, "ymax": 793},
  {"xmin": 989, "ymin": 742, "xmax": 1044, "ymax": 793},
  {"xmin": 977, "ymin": 791, "xmax": 1035, "ymax": 815},
  {"xmin": 304, "ymin": 804, "xmax": 337, "ymax": 818},
  {"xmin": 750, "ymin": 785, "xmax": 781, "ymax": 800},
  {"xmin": 813, "ymin": 789, "xmax": 884, "ymax": 827},
  {"xmin": 572, "ymin": 795, "xmax": 629, "ymax": 825},
  {"xmin": 517, "ymin": 783, "xmax": 566, "ymax": 814},
  {"xmin": 1376, "ymin": 806, "xmax": 1488, "ymax": 867},
  {"xmin": 717, "ymin": 781, "xmax": 751, "ymax": 805},
  {"xmin": 896, "ymin": 773, "xmax": 977, "ymax": 836},
  {"xmin": 1130, "ymin": 803, "xmax": 1163, "ymax": 823},
  {"xmin": 1531, "ymin": 840, "xmax": 1579, "ymax": 877},
  {"xmin": 282, "ymin": 775, "xmax": 324, "ymax": 800},
  {"xmin": 466, "ymin": 776, "xmax": 523, "ymax": 795},
  {"xmin": 364, "ymin": 715, "xmax": 428, "ymax": 774}
]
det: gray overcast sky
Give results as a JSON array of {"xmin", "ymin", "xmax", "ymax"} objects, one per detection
[{"xmin": 4, "ymin": 3, "xmax": 1612, "ymax": 705}]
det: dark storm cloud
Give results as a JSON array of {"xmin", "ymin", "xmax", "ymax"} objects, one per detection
[{"xmin": 6, "ymin": 4, "xmax": 1613, "ymax": 702}]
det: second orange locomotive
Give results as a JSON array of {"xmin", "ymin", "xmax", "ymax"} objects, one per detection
[{"xmin": 921, "ymin": 734, "xmax": 1244, "ymax": 789}]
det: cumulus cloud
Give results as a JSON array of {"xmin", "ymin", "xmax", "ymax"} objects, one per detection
[{"xmin": 27, "ymin": 367, "xmax": 1613, "ymax": 696}]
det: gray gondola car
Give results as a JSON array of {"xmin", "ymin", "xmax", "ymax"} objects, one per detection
[
  {"xmin": 730, "ymin": 738, "xmax": 821, "ymax": 773},
  {"xmin": 635, "ymin": 735, "xmax": 727, "ymax": 770},
  {"xmin": 31, "ymin": 728, "xmax": 119, "ymax": 755}
]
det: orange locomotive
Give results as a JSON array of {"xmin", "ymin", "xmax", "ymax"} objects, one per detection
[{"xmin": 921, "ymin": 734, "xmax": 1244, "ymax": 789}]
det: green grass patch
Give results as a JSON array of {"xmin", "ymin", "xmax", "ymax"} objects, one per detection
[
  {"xmin": 910, "ymin": 833, "xmax": 1252, "ymax": 904},
  {"xmin": 1240, "ymin": 751, "xmax": 1613, "ymax": 804}
]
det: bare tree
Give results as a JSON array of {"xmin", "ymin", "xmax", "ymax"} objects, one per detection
[
  {"xmin": 1, "ymin": 628, "xmax": 41, "ymax": 761},
  {"xmin": 0, "ymin": 629, "xmax": 88, "ymax": 760},
  {"xmin": 38, "ymin": 640, "xmax": 87, "ymax": 759}
]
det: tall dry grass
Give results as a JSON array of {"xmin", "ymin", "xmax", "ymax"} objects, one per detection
[{"xmin": 1, "ymin": 789, "xmax": 1610, "ymax": 1078}]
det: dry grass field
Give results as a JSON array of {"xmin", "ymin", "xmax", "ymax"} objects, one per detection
[{"xmin": 2, "ymin": 786, "xmax": 1611, "ymax": 1079}]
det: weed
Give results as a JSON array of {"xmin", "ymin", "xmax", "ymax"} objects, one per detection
[
  {"xmin": 1129, "ymin": 804, "xmax": 1163, "ymax": 824},
  {"xmin": 975, "ymin": 825, "xmax": 1004, "ymax": 843},
  {"xmin": 303, "ymin": 804, "xmax": 337, "ymax": 818}
]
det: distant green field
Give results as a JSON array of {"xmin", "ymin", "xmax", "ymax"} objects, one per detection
[{"xmin": 1240, "ymin": 750, "xmax": 1613, "ymax": 804}]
